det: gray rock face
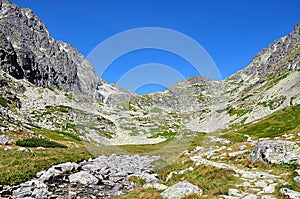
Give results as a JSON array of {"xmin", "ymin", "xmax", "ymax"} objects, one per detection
[
  {"xmin": 0, "ymin": 0, "xmax": 122, "ymax": 101},
  {"xmin": 0, "ymin": 134, "xmax": 8, "ymax": 145},
  {"xmin": 161, "ymin": 180, "xmax": 203, "ymax": 199},
  {"xmin": 248, "ymin": 140, "xmax": 300, "ymax": 164}
]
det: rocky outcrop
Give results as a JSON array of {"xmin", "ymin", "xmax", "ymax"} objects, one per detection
[
  {"xmin": 0, "ymin": 0, "xmax": 123, "ymax": 101},
  {"xmin": 0, "ymin": 154, "xmax": 160, "ymax": 198},
  {"xmin": 248, "ymin": 140, "xmax": 300, "ymax": 164}
]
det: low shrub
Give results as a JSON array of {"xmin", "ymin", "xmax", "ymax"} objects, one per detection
[{"xmin": 16, "ymin": 138, "xmax": 67, "ymax": 148}]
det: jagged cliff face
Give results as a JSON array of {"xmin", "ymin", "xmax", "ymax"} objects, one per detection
[
  {"xmin": 0, "ymin": 0, "xmax": 299, "ymax": 145},
  {"xmin": 0, "ymin": 0, "xmax": 122, "ymax": 101}
]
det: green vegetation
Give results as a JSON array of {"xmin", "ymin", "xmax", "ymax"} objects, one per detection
[
  {"xmin": 235, "ymin": 104, "xmax": 300, "ymax": 138},
  {"xmin": 31, "ymin": 128, "xmax": 81, "ymax": 143},
  {"xmin": 191, "ymin": 83, "xmax": 206, "ymax": 88},
  {"xmin": 128, "ymin": 176, "xmax": 147, "ymax": 186},
  {"xmin": 128, "ymin": 102, "xmax": 137, "ymax": 111},
  {"xmin": 220, "ymin": 133, "xmax": 247, "ymax": 143},
  {"xmin": 58, "ymin": 105, "xmax": 73, "ymax": 113},
  {"xmin": 12, "ymin": 35, "xmax": 20, "ymax": 41},
  {"xmin": 226, "ymin": 87, "xmax": 239, "ymax": 95},
  {"xmin": 150, "ymin": 107, "xmax": 163, "ymax": 113},
  {"xmin": 0, "ymin": 96, "xmax": 8, "ymax": 107},
  {"xmin": 290, "ymin": 96, "xmax": 295, "ymax": 106},
  {"xmin": 16, "ymin": 138, "xmax": 67, "ymax": 148},
  {"xmin": 157, "ymin": 159, "xmax": 240, "ymax": 196},
  {"xmin": 43, "ymin": 105, "xmax": 73, "ymax": 113},
  {"xmin": 0, "ymin": 148, "xmax": 91, "ymax": 185},
  {"xmin": 196, "ymin": 93, "xmax": 206, "ymax": 103},
  {"xmin": 226, "ymin": 106, "xmax": 251, "ymax": 117},
  {"xmin": 47, "ymin": 87, "xmax": 55, "ymax": 91}
]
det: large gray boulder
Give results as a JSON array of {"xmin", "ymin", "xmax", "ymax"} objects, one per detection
[
  {"xmin": 161, "ymin": 180, "xmax": 203, "ymax": 199},
  {"xmin": 248, "ymin": 140, "xmax": 300, "ymax": 164}
]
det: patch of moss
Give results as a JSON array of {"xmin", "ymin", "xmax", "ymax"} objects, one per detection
[
  {"xmin": 0, "ymin": 96, "xmax": 8, "ymax": 108},
  {"xmin": 128, "ymin": 176, "xmax": 147, "ymax": 186},
  {"xmin": 150, "ymin": 107, "xmax": 163, "ymax": 113}
]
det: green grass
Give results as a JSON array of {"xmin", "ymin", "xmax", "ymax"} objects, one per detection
[
  {"xmin": 238, "ymin": 104, "xmax": 300, "ymax": 138},
  {"xmin": 16, "ymin": 138, "xmax": 67, "ymax": 148},
  {"xmin": 128, "ymin": 176, "xmax": 147, "ymax": 186},
  {"xmin": 226, "ymin": 106, "xmax": 251, "ymax": 117},
  {"xmin": 220, "ymin": 133, "xmax": 247, "ymax": 143},
  {"xmin": 156, "ymin": 158, "xmax": 240, "ymax": 196},
  {"xmin": 0, "ymin": 147, "xmax": 91, "ymax": 185},
  {"xmin": 31, "ymin": 128, "xmax": 81, "ymax": 143}
]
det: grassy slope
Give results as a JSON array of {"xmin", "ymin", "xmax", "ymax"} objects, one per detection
[{"xmin": 221, "ymin": 104, "xmax": 300, "ymax": 142}]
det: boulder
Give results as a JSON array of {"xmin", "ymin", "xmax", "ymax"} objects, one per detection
[
  {"xmin": 248, "ymin": 140, "xmax": 300, "ymax": 164},
  {"xmin": 280, "ymin": 188, "xmax": 300, "ymax": 199},
  {"xmin": 68, "ymin": 171, "xmax": 99, "ymax": 185},
  {"xmin": 161, "ymin": 180, "xmax": 203, "ymax": 199}
]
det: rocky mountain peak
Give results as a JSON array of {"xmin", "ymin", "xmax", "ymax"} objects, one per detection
[{"xmin": 0, "ymin": 0, "xmax": 123, "ymax": 101}]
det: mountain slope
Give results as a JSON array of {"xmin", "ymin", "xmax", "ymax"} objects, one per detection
[{"xmin": 0, "ymin": 0, "xmax": 299, "ymax": 146}]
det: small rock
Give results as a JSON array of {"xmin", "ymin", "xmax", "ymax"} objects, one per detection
[
  {"xmin": 54, "ymin": 162, "xmax": 79, "ymax": 173},
  {"xmin": 293, "ymin": 176, "xmax": 300, "ymax": 183},
  {"xmin": 17, "ymin": 147, "xmax": 32, "ymax": 153},
  {"xmin": 254, "ymin": 181, "xmax": 267, "ymax": 187},
  {"xmin": 228, "ymin": 188, "xmax": 243, "ymax": 197},
  {"xmin": 242, "ymin": 194, "xmax": 257, "ymax": 199},
  {"xmin": 239, "ymin": 145, "xmax": 248, "ymax": 150},
  {"xmin": 39, "ymin": 168, "xmax": 62, "ymax": 181},
  {"xmin": 263, "ymin": 183, "xmax": 276, "ymax": 194},
  {"xmin": 228, "ymin": 150, "xmax": 250, "ymax": 157},
  {"xmin": 0, "ymin": 135, "xmax": 9, "ymax": 145},
  {"xmin": 143, "ymin": 182, "xmax": 168, "ymax": 191},
  {"xmin": 161, "ymin": 180, "xmax": 203, "ymax": 199},
  {"xmin": 4, "ymin": 146, "xmax": 12, "ymax": 151}
]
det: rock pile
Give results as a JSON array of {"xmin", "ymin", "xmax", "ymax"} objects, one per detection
[{"xmin": 0, "ymin": 154, "xmax": 160, "ymax": 199}]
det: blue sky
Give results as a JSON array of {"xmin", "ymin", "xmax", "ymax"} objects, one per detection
[{"xmin": 10, "ymin": 0, "xmax": 300, "ymax": 93}]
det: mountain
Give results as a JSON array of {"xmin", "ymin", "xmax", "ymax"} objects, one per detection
[
  {"xmin": 0, "ymin": 0, "xmax": 299, "ymax": 146},
  {"xmin": 1, "ymin": 1, "xmax": 300, "ymax": 198},
  {"xmin": 0, "ymin": 0, "xmax": 128, "ymax": 101}
]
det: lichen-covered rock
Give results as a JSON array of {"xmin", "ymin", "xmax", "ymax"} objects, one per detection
[
  {"xmin": 248, "ymin": 140, "xmax": 300, "ymax": 164},
  {"xmin": 161, "ymin": 180, "xmax": 203, "ymax": 199}
]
